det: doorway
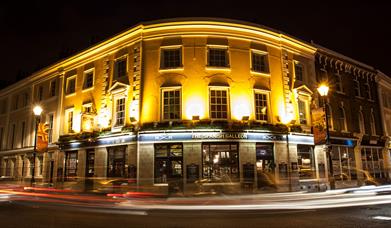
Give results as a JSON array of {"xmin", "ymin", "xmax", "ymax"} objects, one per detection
[{"xmin": 256, "ymin": 143, "xmax": 275, "ymax": 189}]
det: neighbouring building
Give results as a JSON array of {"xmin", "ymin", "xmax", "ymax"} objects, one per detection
[{"xmin": 0, "ymin": 19, "xmax": 389, "ymax": 195}]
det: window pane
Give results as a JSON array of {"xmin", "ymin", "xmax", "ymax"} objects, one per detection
[
  {"xmin": 162, "ymin": 89, "xmax": 181, "ymax": 120},
  {"xmin": 208, "ymin": 48, "xmax": 228, "ymax": 67}
]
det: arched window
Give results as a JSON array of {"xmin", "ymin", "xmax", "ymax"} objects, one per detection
[
  {"xmin": 337, "ymin": 105, "xmax": 347, "ymax": 131},
  {"xmin": 358, "ymin": 110, "xmax": 365, "ymax": 134},
  {"xmin": 370, "ymin": 110, "xmax": 376, "ymax": 135},
  {"xmin": 326, "ymin": 103, "xmax": 334, "ymax": 130}
]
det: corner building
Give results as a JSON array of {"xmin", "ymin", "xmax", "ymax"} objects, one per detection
[{"xmin": 2, "ymin": 19, "xmax": 384, "ymax": 195}]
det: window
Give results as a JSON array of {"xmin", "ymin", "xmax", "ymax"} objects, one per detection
[
  {"xmin": 162, "ymin": 88, "xmax": 181, "ymax": 120},
  {"xmin": 66, "ymin": 76, "xmax": 76, "ymax": 95},
  {"xmin": 210, "ymin": 88, "xmax": 229, "ymax": 119},
  {"xmin": 297, "ymin": 145, "xmax": 315, "ymax": 179},
  {"xmin": 10, "ymin": 123, "xmax": 16, "ymax": 149},
  {"xmin": 370, "ymin": 110, "xmax": 376, "ymax": 135},
  {"xmin": 50, "ymin": 79, "xmax": 57, "ymax": 97},
  {"xmin": 83, "ymin": 70, "xmax": 94, "ymax": 90},
  {"xmin": 335, "ymin": 74, "xmax": 343, "ymax": 92},
  {"xmin": 161, "ymin": 47, "xmax": 182, "ymax": 69},
  {"xmin": 208, "ymin": 47, "xmax": 229, "ymax": 67},
  {"xmin": 202, "ymin": 143, "xmax": 239, "ymax": 182},
  {"xmin": 47, "ymin": 114, "xmax": 54, "ymax": 143},
  {"xmin": 23, "ymin": 93, "xmax": 29, "ymax": 107},
  {"xmin": 353, "ymin": 79, "xmax": 360, "ymax": 97},
  {"xmin": 251, "ymin": 51, "xmax": 269, "ymax": 73},
  {"xmin": 326, "ymin": 104, "xmax": 334, "ymax": 130},
  {"xmin": 21, "ymin": 121, "xmax": 25, "ymax": 147},
  {"xmin": 154, "ymin": 143, "xmax": 183, "ymax": 184},
  {"xmin": 66, "ymin": 110, "xmax": 73, "ymax": 133},
  {"xmin": 364, "ymin": 83, "xmax": 372, "ymax": 100},
  {"xmin": 107, "ymin": 146, "xmax": 126, "ymax": 177},
  {"xmin": 38, "ymin": 86, "xmax": 43, "ymax": 101},
  {"xmin": 361, "ymin": 147, "xmax": 385, "ymax": 179},
  {"xmin": 13, "ymin": 95, "xmax": 19, "ymax": 110},
  {"xmin": 65, "ymin": 152, "xmax": 78, "ymax": 180},
  {"xmin": 86, "ymin": 149, "xmax": 95, "ymax": 177},
  {"xmin": 298, "ymin": 99, "xmax": 308, "ymax": 125},
  {"xmin": 254, "ymin": 92, "xmax": 269, "ymax": 121},
  {"xmin": 294, "ymin": 62, "xmax": 304, "ymax": 81},
  {"xmin": 332, "ymin": 146, "xmax": 356, "ymax": 181},
  {"xmin": 38, "ymin": 156, "xmax": 43, "ymax": 176},
  {"xmin": 359, "ymin": 110, "xmax": 365, "ymax": 134},
  {"xmin": 0, "ymin": 100, "xmax": 7, "ymax": 114},
  {"xmin": 337, "ymin": 105, "xmax": 347, "ymax": 131},
  {"xmin": 83, "ymin": 104, "xmax": 93, "ymax": 114},
  {"xmin": 115, "ymin": 98, "xmax": 125, "ymax": 127},
  {"xmin": 114, "ymin": 57, "xmax": 127, "ymax": 79}
]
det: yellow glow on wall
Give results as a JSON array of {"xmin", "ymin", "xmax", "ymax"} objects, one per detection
[
  {"xmin": 98, "ymin": 108, "xmax": 110, "ymax": 128},
  {"xmin": 129, "ymin": 100, "xmax": 139, "ymax": 121},
  {"xmin": 73, "ymin": 114, "xmax": 81, "ymax": 133},
  {"xmin": 83, "ymin": 119, "xmax": 92, "ymax": 132},
  {"xmin": 278, "ymin": 102, "xmax": 294, "ymax": 124},
  {"xmin": 232, "ymin": 97, "xmax": 251, "ymax": 120},
  {"xmin": 185, "ymin": 97, "xmax": 205, "ymax": 120}
]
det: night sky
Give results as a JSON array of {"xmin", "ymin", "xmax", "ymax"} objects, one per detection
[{"xmin": 0, "ymin": 1, "xmax": 390, "ymax": 89}]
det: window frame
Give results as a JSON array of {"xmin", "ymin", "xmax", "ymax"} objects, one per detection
[
  {"xmin": 47, "ymin": 113, "xmax": 54, "ymax": 143},
  {"xmin": 159, "ymin": 46, "xmax": 183, "ymax": 70},
  {"xmin": 49, "ymin": 79, "xmax": 57, "ymax": 97},
  {"xmin": 154, "ymin": 143, "xmax": 183, "ymax": 184},
  {"xmin": 113, "ymin": 55, "xmax": 128, "ymax": 79},
  {"xmin": 353, "ymin": 78, "xmax": 361, "ymax": 97},
  {"xmin": 82, "ymin": 68, "xmax": 95, "ymax": 91},
  {"xmin": 160, "ymin": 87, "xmax": 182, "ymax": 121},
  {"xmin": 337, "ymin": 104, "xmax": 347, "ymax": 132},
  {"xmin": 113, "ymin": 96, "xmax": 126, "ymax": 128},
  {"xmin": 209, "ymin": 86, "xmax": 230, "ymax": 120},
  {"xmin": 370, "ymin": 109, "xmax": 377, "ymax": 135},
  {"xmin": 253, "ymin": 89, "xmax": 270, "ymax": 122},
  {"xmin": 294, "ymin": 61, "xmax": 304, "ymax": 82},
  {"xmin": 66, "ymin": 75, "xmax": 77, "ymax": 96},
  {"xmin": 250, "ymin": 50, "xmax": 270, "ymax": 75},
  {"xmin": 65, "ymin": 108, "xmax": 74, "ymax": 134},
  {"xmin": 206, "ymin": 45, "xmax": 230, "ymax": 69}
]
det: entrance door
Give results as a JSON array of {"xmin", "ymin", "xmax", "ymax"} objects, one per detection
[
  {"xmin": 256, "ymin": 143, "xmax": 275, "ymax": 189},
  {"xmin": 85, "ymin": 150, "xmax": 95, "ymax": 177}
]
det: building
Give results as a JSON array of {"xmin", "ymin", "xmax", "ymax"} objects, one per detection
[{"xmin": 0, "ymin": 19, "xmax": 389, "ymax": 195}]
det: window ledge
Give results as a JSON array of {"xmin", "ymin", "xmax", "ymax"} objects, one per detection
[
  {"xmin": 65, "ymin": 93, "xmax": 76, "ymax": 98},
  {"xmin": 206, "ymin": 66, "xmax": 231, "ymax": 71},
  {"xmin": 82, "ymin": 87, "xmax": 94, "ymax": 93},
  {"xmin": 250, "ymin": 71, "xmax": 270, "ymax": 77},
  {"xmin": 336, "ymin": 91, "xmax": 346, "ymax": 95},
  {"xmin": 159, "ymin": 67, "xmax": 184, "ymax": 73}
]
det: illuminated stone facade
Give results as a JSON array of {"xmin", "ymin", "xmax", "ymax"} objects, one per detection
[{"xmin": 0, "ymin": 19, "xmax": 389, "ymax": 194}]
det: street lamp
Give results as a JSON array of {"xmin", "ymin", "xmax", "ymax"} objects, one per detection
[
  {"xmin": 317, "ymin": 84, "xmax": 335, "ymax": 190},
  {"xmin": 31, "ymin": 105, "xmax": 43, "ymax": 185}
]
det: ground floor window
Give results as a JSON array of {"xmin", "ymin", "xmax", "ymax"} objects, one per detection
[
  {"xmin": 86, "ymin": 149, "xmax": 95, "ymax": 177},
  {"xmin": 297, "ymin": 145, "xmax": 315, "ymax": 179},
  {"xmin": 202, "ymin": 143, "xmax": 239, "ymax": 182},
  {"xmin": 331, "ymin": 146, "xmax": 356, "ymax": 181},
  {"xmin": 65, "ymin": 151, "xmax": 78, "ymax": 180},
  {"xmin": 154, "ymin": 143, "xmax": 183, "ymax": 184},
  {"xmin": 361, "ymin": 147, "xmax": 385, "ymax": 179},
  {"xmin": 107, "ymin": 146, "xmax": 127, "ymax": 177},
  {"xmin": 256, "ymin": 143, "xmax": 275, "ymax": 188}
]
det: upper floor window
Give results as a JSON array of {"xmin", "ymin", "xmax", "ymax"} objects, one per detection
[
  {"xmin": 207, "ymin": 47, "xmax": 229, "ymax": 68},
  {"xmin": 83, "ymin": 103, "xmax": 93, "ymax": 114},
  {"xmin": 358, "ymin": 110, "xmax": 365, "ymax": 134},
  {"xmin": 298, "ymin": 99, "xmax": 308, "ymax": 125},
  {"xmin": 0, "ymin": 100, "xmax": 7, "ymax": 114},
  {"xmin": 115, "ymin": 97, "xmax": 125, "ymax": 127},
  {"xmin": 160, "ymin": 47, "xmax": 182, "ymax": 69},
  {"xmin": 161, "ymin": 88, "xmax": 181, "ymax": 121},
  {"xmin": 326, "ymin": 103, "xmax": 334, "ymax": 130},
  {"xmin": 23, "ymin": 93, "xmax": 29, "ymax": 107},
  {"xmin": 254, "ymin": 91, "xmax": 269, "ymax": 122},
  {"xmin": 83, "ymin": 70, "xmax": 94, "ymax": 90},
  {"xmin": 353, "ymin": 79, "xmax": 361, "ymax": 97},
  {"xmin": 337, "ymin": 105, "xmax": 347, "ymax": 131},
  {"xmin": 50, "ymin": 79, "xmax": 57, "ymax": 97},
  {"xmin": 210, "ymin": 88, "xmax": 229, "ymax": 119},
  {"xmin": 114, "ymin": 57, "xmax": 127, "ymax": 79},
  {"xmin": 13, "ymin": 95, "xmax": 19, "ymax": 110},
  {"xmin": 335, "ymin": 73, "xmax": 343, "ymax": 93},
  {"xmin": 38, "ymin": 86, "xmax": 44, "ymax": 101},
  {"xmin": 66, "ymin": 109, "xmax": 74, "ymax": 133},
  {"xmin": 251, "ymin": 51, "xmax": 269, "ymax": 74},
  {"xmin": 370, "ymin": 110, "xmax": 376, "ymax": 135},
  {"xmin": 364, "ymin": 83, "xmax": 372, "ymax": 100},
  {"xmin": 47, "ymin": 113, "xmax": 54, "ymax": 143},
  {"xmin": 66, "ymin": 76, "xmax": 76, "ymax": 95},
  {"xmin": 294, "ymin": 62, "xmax": 304, "ymax": 81}
]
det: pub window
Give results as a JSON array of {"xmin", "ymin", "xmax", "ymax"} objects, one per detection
[
  {"xmin": 83, "ymin": 70, "xmax": 94, "ymax": 90},
  {"xmin": 107, "ymin": 146, "xmax": 127, "ymax": 177},
  {"xmin": 210, "ymin": 88, "xmax": 229, "ymax": 119},
  {"xmin": 50, "ymin": 79, "xmax": 57, "ymax": 97},
  {"xmin": 66, "ymin": 76, "xmax": 76, "ymax": 95},
  {"xmin": 207, "ymin": 47, "xmax": 229, "ymax": 67},
  {"xmin": 332, "ymin": 146, "xmax": 356, "ymax": 181},
  {"xmin": 294, "ymin": 62, "xmax": 304, "ymax": 81},
  {"xmin": 161, "ymin": 88, "xmax": 181, "ymax": 120},
  {"xmin": 251, "ymin": 51, "xmax": 269, "ymax": 73},
  {"xmin": 154, "ymin": 143, "xmax": 183, "ymax": 184},
  {"xmin": 254, "ymin": 91, "xmax": 269, "ymax": 122},
  {"xmin": 65, "ymin": 151, "xmax": 78, "ymax": 180},
  {"xmin": 114, "ymin": 57, "xmax": 127, "ymax": 79},
  {"xmin": 160, "ymin": 47, "xmax": 182, "ymax": 69},
  {"xmin": 297, "ymin": 145, "xmax": 315, "ymax": 179},
  {"xmin": 361, "ymin": 147, "xmax": 385, "ymax": 179},
  {"xmin": 115, "ymin": 97, "xmax": 126, "ymax": 127},
  {"xmin": 202, "ymin": 143, "xmax": 239, "ymax": 182}
]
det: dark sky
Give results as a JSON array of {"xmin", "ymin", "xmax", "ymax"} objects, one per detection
[{"xmin": 0, "ymin": 1, "xmax": 390, "ymax": 89}]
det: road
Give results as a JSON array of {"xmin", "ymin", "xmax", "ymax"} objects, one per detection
[{"xmin": 1, "ymin": 200, "xmax": 391, "ymax": 228}]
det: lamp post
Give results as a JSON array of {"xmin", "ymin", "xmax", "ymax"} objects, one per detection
[
  {"xmin": 31, "ymin": 105, "xmax": 43, "ymax": 185},
  {"xmin": 317, "ymin": 84, "xmax": 335, "ymax": 190}
]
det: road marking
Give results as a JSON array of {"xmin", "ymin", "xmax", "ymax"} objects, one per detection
[{"xmin": 373, "ymin": 216, "xmax": 391, "ymax": 221}]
